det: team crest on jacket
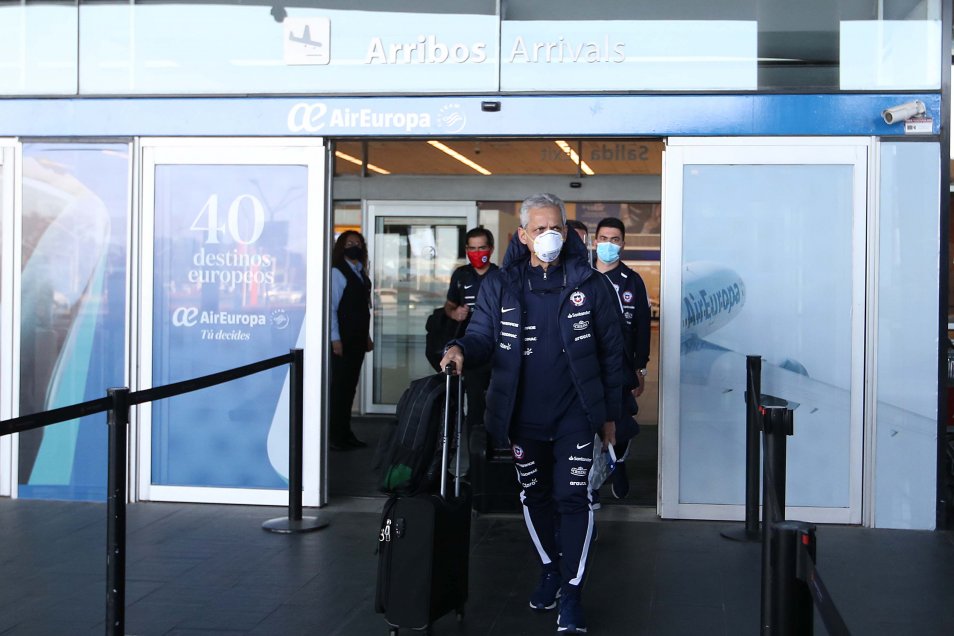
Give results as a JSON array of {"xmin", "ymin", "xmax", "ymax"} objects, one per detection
[
  {"xmin": 512, "ymin": 444, "xmax": 525, "ymax": 460},
  {"xmin": 570, "ymin": 291, "xmax": 586, "ymax": 306},
  {"xmin": 622, "ymin": 290, "xmax": 634, "ymax": 303}
]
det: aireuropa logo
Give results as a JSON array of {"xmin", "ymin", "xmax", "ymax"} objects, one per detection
[
  {"xmin": 437, "ymin": 103, "xmax": 466, "ymax": 133},
  {"xmin": 284, "ymin": 17, "xmax": 331, "ymax": 66},
  {"xmin": 171, "ymin": 307, "xmax": 269, "ymax": 328},
  {"xmin": 172, "ymin": 307, "xmax": 199, "ymax": 327},
  {"xmin": 287, "ymin": 102, "xmax": 434, "ymax": 133}
]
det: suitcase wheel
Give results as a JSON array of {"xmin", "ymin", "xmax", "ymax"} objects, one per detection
[
  {"xmin": 388, "ymin": 629, "xmax": 398, "ymax": 636},
  {"xmin": 456, "ymin": 607, "xmax": 465, "ymax": 622}
]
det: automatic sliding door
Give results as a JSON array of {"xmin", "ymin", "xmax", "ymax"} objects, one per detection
[{"xmin": 364, "ymin": 201, "xmax": 476, "ymax": 413}]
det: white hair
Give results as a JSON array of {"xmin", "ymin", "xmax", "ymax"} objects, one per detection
[{"xmin": 519, "ymin": 193, "xmax": 567, "ymax": 228}]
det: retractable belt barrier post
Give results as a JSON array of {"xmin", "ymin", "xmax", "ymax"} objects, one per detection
[
  {"xmin": 769, "ymin": 521, "xmax": 815, "ymax": 636},
  {"xmin": 769, "ymin": 521, "xmax": 853, "ymax": 636},
  {"xmin": 106, "ymin": 387, "xmax": 130, "ymax": 636},
  {"xmin": 722, "ymin": 355, "xmax": 763, "ymax": 542},
  {"xmin": 757, "ymin": 405, "xmax": 851, "ymax": 636},
  {"xmin": 760, "ymin": 406, "xmax": 793, "ymax": 636},
  {"xmin": 264, "ymin": 348, "xmax": 328, "ymax": 533}
]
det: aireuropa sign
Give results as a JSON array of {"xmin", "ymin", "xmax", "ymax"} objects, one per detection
[
  {"xmin": 0, "ymin": 94, "xmax": 940, "ymax": 138},
  {"xmin": 286, "ymin": 102, "xmax": 469, "ymax": 134}
]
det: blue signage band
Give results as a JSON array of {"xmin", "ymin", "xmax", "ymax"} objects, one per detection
[{"xmin": 0, "ymin": 93, "xmax": 940, "ymax": 138}]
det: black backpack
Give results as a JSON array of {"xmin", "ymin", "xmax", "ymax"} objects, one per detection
[
  {"xmin": 424, "ymin": 308, "xmax": 462, "ymax": 373},
  {"xmin": 376, "ymin": 373, "xmax": 457, "ymax": 495}
]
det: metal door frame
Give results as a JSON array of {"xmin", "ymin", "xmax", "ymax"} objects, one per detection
[
  {"xmin": 0, "ymin": 140, "xmax": 15, "ymax": 497},
  {"xmin": 362, "ymin": 200, "xmax": 477, "ymax": 414}
]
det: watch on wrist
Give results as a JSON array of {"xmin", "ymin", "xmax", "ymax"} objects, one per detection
[{"xmin": 638, "ymin": 368, "xmax": 648, "ymax": 377}]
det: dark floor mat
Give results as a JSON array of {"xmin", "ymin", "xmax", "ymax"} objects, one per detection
[{"xmin": 329, "ymin": 416, "xmax": 658, "ymax": 506}]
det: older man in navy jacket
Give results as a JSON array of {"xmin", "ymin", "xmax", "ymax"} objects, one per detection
[{"xmin": 441, "ymin": 193, "xmax": 623, "ymax": 635}]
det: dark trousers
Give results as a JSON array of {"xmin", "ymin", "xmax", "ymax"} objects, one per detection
[
  {"xmin": 330, "ymin": 349, "xmax": 365, "ymax": 444},
  {"xmin": 511, "ymin": 429, "xmax": 596, "ymax": 592},
  {"xmin": 463, "ymin": 364, "xmax": 491, "ymax": 430}
]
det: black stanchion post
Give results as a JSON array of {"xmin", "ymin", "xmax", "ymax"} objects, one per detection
[
  {"xmin": 264, "ymin": 349, "xmax": 329, "ymax": 533},
  {"xmin": 760, "ymin": 406, "xmax": 795, "ymax": 635},
  {"xmin": 769, "ymin": 521, "xmax": 815, "ymax": 636},
  {"xmin": 723, "ymin": 355, "xmax": 763, "ymax": 542},
  {"xmin": 106, "ymin": 387, "xmax": 129, "ymax": 636}
]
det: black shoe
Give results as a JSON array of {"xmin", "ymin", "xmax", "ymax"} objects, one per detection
[{"xmin": 345, "ymin": 434, "xmax": 368, "ymax": 449}]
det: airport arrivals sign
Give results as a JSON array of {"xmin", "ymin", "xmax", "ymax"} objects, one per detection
[{"xmin": 277, "ymin": 14, "xmax": 757, "ymax": 92}]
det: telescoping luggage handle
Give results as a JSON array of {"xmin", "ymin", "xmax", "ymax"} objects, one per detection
[{"xmin": 441, "ymin": 362, "xmax": 464, "ymax": 499}]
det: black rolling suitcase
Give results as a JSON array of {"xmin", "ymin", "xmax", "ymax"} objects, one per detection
[{"xmin": 376, "ymin": 365, "xmax": 471, "ymax": 635}]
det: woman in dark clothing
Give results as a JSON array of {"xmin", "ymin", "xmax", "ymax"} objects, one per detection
[{"xmin": 329, "ymin": 230, "xmax": 373, "ymax": 451}]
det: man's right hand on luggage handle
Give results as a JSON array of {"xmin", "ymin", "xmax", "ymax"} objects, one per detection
[{"xmin": 441, "ymin": 345, "xmax": 464, "ymax": 375}]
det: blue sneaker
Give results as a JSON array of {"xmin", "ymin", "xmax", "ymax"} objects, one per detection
[
  {"xmin": 529, "ymin": 570, "xmax": 561, "ymax": 612},
  {"xmin": 556, "ymin": 588, "xmax": 587, "ymax": 633},
  {"xmin": 611, "ymin": 461, "xmax": 630, "ymax": 499}
]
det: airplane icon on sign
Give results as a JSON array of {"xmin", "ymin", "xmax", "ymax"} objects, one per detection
[{"xmin": 288, "ymin": 25, "xmax": 323, "ymax": 48}]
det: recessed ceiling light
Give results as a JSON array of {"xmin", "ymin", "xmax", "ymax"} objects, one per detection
[
  {"xmin": 334, "ymin": 150, "xmax": 390, "ymax": 175},
  {"xmin": 555, "ymin": 140, "xmax": 595, "ymax": 176},
  {"xmin": 427, "ymin": 140, "xmax": 492, "ymax": 175}
]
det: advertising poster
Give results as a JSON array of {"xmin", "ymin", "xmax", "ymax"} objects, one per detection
[
  {"xmin": 152, "ymin": 164, "xmax": 307, "ymax": 489},
  {"xmin": 18, "ymin": 144, "xmax": 129, "ymax": 500}
]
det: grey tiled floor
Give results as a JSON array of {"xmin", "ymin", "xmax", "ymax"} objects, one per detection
[{"xmin": 1, "ymin": 498, "xmax": 954, "ymax": 635}]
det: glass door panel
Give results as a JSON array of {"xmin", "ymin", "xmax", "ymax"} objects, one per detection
[
  {"xmin": 16, "ymin": 143, "xmax": 130, "ymax": 501},
  {"xmin": 139, "ymin": 141, "xmax": 326, "ymax": 506},
  {"xmin": 661, "ymin": 140, "xmax": 866, "ymax": 524},
  {"xmin": 365, "ymin": 202, "xmax": 476, "ymax": 413}
]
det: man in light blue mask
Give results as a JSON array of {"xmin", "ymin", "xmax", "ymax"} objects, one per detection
[
  {"xmin": 594, "ymin": 217, "xmax": 652, "ymax": 499},
  {"xmin": 441, "ymin": 194, "xmax": 623, "ymax": 635}
]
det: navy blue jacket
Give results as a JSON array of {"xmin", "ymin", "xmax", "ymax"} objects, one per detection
[
  {"xmin": 602, "ymin": 261, "xmax": 652, "ymax": 388},
  {"xmin": 452, "ymin": 230, "xmax": 623, "ymax": 446}
]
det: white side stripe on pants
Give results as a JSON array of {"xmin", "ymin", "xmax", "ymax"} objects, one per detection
[
  {"xmin": 519, "ymin": 489, "xmax": 553, "ymax": 565},
  {"xmin": 569, "ymin": 494, "xmax": 596, "ymax": 586}
]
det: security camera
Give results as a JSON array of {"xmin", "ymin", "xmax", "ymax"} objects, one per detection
[{"xmin": 881, "ymin": 100, "xmax": 925, "ymax": 125}]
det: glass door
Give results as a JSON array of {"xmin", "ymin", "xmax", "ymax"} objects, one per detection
[
  {"xmin": 364, "ymin": 201, "xmax": 477, "ymax": 414},
  {"xmin": 139, "ymin": 139, "xmax": 326, "ymax": 506},
  {"xmin": 660, "ymin": 138, "xmax": 868, "ymax": 524}
]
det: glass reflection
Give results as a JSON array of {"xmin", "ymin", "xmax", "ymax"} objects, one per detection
[{"xmin": 18, "ymin": 144, "xmax": 129, "ymax": 500}]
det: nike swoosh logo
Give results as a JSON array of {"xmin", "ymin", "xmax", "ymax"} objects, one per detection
[
  {"xmin": 501, "ymin": 307, "xmax": 516, "ymax": 313},
  {"xmin": 576, "ymin": 442, "xmax": 592, "ymax": 450},
  {"xmin": 463, "ymin": 284, "xmax": 473, "ymax": 289}
]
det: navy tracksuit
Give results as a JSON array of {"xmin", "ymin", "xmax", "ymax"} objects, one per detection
[
  {"xmin": 452, "ymin": 230, "xmax": 623, "ymax": 594},
  {"xmin": 601, "ymin": 261, "xmax": 652, "ymax": 454}
]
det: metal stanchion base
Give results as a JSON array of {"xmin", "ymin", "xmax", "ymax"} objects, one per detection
[
  {"xmin": 720, "ymin": 525, "xmax": 761, "ymax": 542},
  {"xmin": 262, "ymin": 515, "xmax": 329, "ymax": 534}
]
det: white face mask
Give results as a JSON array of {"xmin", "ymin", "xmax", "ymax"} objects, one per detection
[{"xmin": 532, "ymin": 229, "xmax": 564, "ymax": 263}]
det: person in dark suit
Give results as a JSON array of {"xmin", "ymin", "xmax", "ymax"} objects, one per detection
[{"xmin": 329, "ymin": 230, "xmax": 373, "ymax": 451}]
